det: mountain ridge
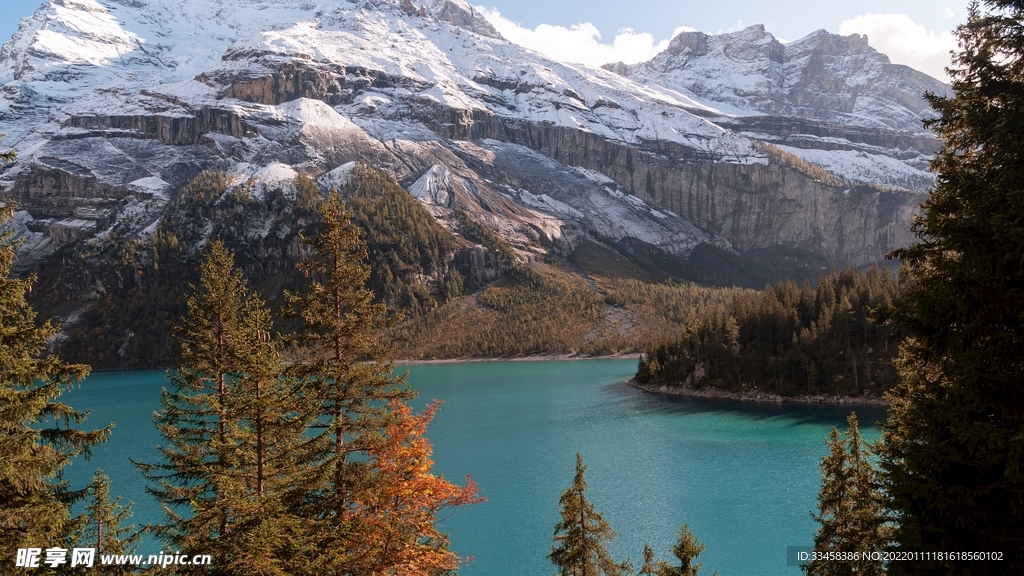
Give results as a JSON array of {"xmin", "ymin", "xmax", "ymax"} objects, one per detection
[{"xmin": 1, "ymin": 0, "xmax": 942, "ymax": 279}]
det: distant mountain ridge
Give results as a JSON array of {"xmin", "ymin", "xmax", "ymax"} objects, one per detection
[
  {"xmin": 606, "ymin": 24, "xmax": 948, "ymax": 190},
  {"xmin": 0, "ymin": 0, "xmax": 944, "ymax": 280}
]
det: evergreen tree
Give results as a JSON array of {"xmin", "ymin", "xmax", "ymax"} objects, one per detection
[
  {"xmin": 550, "ymin": 453, "xmax": 631, "ymax": 576},
  {"xmin": 214, "ymin": 292, "xmax": 318, "ymax": 576},
  {"xmin": 140, "ymin": 240, "xmax": 318, "ymax": 573},
  {"xmin": 286, "ymin": 186, "xmax": 485, "ymax": 575},
  {"xmin": 656, "ymin": 524, "xmax": 712, "ymax": 576},
  {"xmin": 67, "ymin": 470, "xmax": 140, "ymax": 575},
  {"xmin": 138, "ymin": 241, "xmax": 247, "ymax": 558},
  {"xmin": 806, "ymin": 414, "xmax": 886, "ymax": 576},
  {"xmin": 882, "ymin": 1, "xmax": 1024, "ymax": 572},
  {"xmin": 0, "ymin": 200, "xmax": 111, "ymax": 570}
]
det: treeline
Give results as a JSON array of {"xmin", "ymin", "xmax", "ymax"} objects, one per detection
[
  {"xmin": 389, "ymin": 265, "xmax": 752, "ymax": 360},
  {"xmin": 390, "ymin": 262, "xmax": 608, "ymax": 357},
  {"xmin": 637, "ymin": 266, "xmax": 906, "ymax": 397}
]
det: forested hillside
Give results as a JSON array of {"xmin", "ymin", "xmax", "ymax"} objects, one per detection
[
  {"xmin": 637, "ymin": 267, "xmax": 906, "ymax": 397},
  {"xmin": 22, "ymin": 160, "xmax": 769, "ymax": 367},
  {"xmin": 30, "ymin": 164, "xmax": 469, "ymax": 369}
]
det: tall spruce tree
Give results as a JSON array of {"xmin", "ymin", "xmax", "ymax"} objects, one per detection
[
  {"xmin": 284, "ymin": 186, "xmax": 413, "ymax": 573},
  {"xmin": 214, "ymin": 292, "xmax": 318, "ymax": 576},
  {"xmin": 549, "ymin": 453, "xmax": 631, "ymax": 576},
  {"xmin": 140, "ymin": 240, "xmax": 318, "ymax": 573},
  {"xmin": 285, "ymin": 181, "xmax": 481, "ymax": 574},
  {"xmin": 66, "ymin": 470, "xmax": 140, "ymax": 576},
  {"xmin": 0, "ymin": 196, "xmax": 111, "ymax": 570},
  {"xmin": 882, "ymin": 1, "xmax": 1024, "ymax": 572},
  {"xmin": 805, "ymin": 413, "xmax": 886, "ymax": 576},
  {"xmin": 138, "ymin": 241, "xmax": 247, "ymax": 558}
]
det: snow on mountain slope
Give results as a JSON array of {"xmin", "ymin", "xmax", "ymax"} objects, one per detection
[
  {"xmin": 0, "ymin": 0, "xmax": 933, "ymax": 272},
  {"xmin": 607, "ymin": 24, "xmax": 948, "ymax": 190}
]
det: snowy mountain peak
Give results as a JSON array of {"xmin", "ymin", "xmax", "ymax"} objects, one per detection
[{"xmin": 0, "ymin": 1, "xmax": 940, "ymax": 275}]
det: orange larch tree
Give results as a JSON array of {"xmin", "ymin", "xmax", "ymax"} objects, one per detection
[{"xmin": 345, "ymin": 400, "xmax": 482, "ymax": 576}]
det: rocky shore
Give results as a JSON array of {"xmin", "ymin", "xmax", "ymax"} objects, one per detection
[{"xmin": 629, "ymin": 379, "xmax": 889, "ymax": 406}]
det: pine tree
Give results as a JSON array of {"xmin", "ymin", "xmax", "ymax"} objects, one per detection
[
  {"xmin": 213, "ymin": 292, "xmax": 318, "ymax": 576},
  {"xmin": 805, "ymin": 413, "xmax": 886, "ymax": 576},
  {"xmin": 549, "ymin": 453, "xmax": 631, "ymax": 576},
  {"xmin": 138, "ymin": 241, "xmax": 248, "ymax": 558},
  {"xmin": 138, "ymin": 240, "xmax": 322, "ymax": 574},
  {"xmin": 881, "ymin": 1, "xmax": 1024, "ymax": 572},
  {"xmin": 285, "ymin": 180, "xmax": 480, "ymax": 574},
  {"xmin": 0, "ymin": 200, "xmax": 111, "ymax": 570},
  {"xmin": 66, "ymin": 470, "xmax": 140, "ymax": 575},
  {"xmin": 284, "ymin": 187, "xmax": 414, "ymax": 572},
  {"xmin": 656, "ymin": 524, "xmax": 712, "ymax": 576}
]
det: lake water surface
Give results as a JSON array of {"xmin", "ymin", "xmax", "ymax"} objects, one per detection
[{"xmin": 61, "ymin": 359, "xmax": 885, "ymax": 575}]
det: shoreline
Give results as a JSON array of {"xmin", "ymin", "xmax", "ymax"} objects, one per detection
[
  {"xmin": 395, "ymin": 353, "xmax": 639, "ymax": 365},
  {"xmin": 629, "ymin": 379, "xmax": 889, "ymax": 406}
]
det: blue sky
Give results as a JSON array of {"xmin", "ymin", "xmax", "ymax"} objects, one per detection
[{"xmin": 0, "ymin": 0, "xmax": 963, "ymax": 80}]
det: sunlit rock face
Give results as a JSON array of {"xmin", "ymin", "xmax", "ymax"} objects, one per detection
[{"xmin": 0, "ymin": 1, "xmax": 944, "ymax": 272}]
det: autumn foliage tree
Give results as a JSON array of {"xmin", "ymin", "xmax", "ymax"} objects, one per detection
[
  {"xmin": 342, "ymin": 400, "xmax": 481, "ymax": 575},
  {"xmin": 282, "ymin": 183, "xmax": 479, "ymax": 574}
]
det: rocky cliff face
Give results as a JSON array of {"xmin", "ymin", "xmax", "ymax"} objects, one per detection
[
  {"xmin": 0, "ymin": 0, "xmax": 940, "ymax": 277},
  {"xmin": 607, "ymin": 25, "xmax": 949, "ymax": 192}
]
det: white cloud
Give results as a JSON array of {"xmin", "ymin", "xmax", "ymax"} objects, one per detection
[
  {"xmin": 839, "ymin": 13, "xmax": 955, "ymax": 82},
  {"xmin": 477, "ymin": 6, "xmax": 692, "ymax": 66}
]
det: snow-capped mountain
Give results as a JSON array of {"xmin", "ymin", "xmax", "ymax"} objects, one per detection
[
  {"xmin": 0, "ymin": 0, "xmax": 943, "ymax": 272},
  {"xmin": 606, "ymin": 24, "xmax": 949, "ymax": 191}
]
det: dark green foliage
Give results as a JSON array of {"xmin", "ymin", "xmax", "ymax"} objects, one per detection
[
  {"xmin": 39, "ymin": 165, "xmax": 463, "ymax": 368},
  {"xmin": 139, "ymin": 241, "xmax": 315, "ymax": 573},
  {"xmin": 37, "ymin": 172, "xmax": 230, "ymax": 369},
  {"xmin": 0, "ymin": 202, "xmax": 111, "ymax": 571},
  {"xmin": 638, "ymin": 267, "xmax": 904, "ymax": 397},
  {"xmin": 344, "ymin": 162, "xmax": 459, "ymax": 312},
  {"xmin": 282, "ymin": 188, "xmax": 418, "ymax": 574},
  {"xmin": 881, "ymin": 1, "xmax": 1024, "ymax": 572},
  {"xmin": 550, "ymin": 453, "xmax": 631, "ymax": 576},
  {"xmin": 294, "ymin": 173, "xmax": 322, "ymax": 214},
  {"xmin": 805, "ymin": 414, "xmax": 887, "ymax": 576}
]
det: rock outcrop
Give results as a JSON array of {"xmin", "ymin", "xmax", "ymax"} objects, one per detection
[{"xmin": 0, "ymin": 0, "xmax": 942, "ymax": 274}]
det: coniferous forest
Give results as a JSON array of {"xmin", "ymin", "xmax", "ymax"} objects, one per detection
[
  {"xmin": 636, "ymin": 266, "xmax": 906, "ymax": 398},
  {"xmin": 2, "ymin": 0, "xmax": 1024, "ymax": 573}
]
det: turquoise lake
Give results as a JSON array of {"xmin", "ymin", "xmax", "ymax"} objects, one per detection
[{"xmin": 59, "ymin": 359, "xmax": 885, "ymax": 575}]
